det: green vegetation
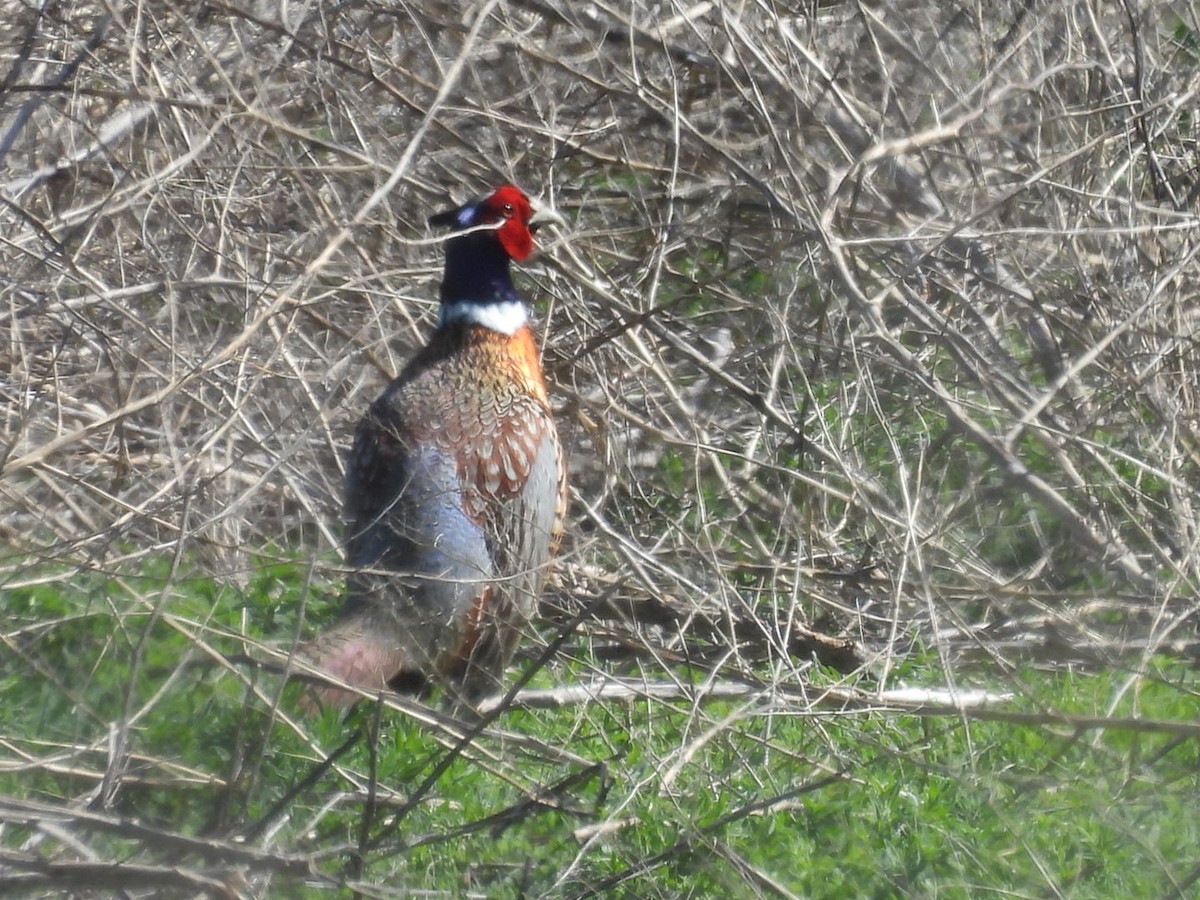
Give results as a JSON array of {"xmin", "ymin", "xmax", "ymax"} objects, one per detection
[{"xmin": 3, "ymin": 562, "xmax": 1196, "ymax": 897}]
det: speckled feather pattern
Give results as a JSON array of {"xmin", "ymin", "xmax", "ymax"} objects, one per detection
[{"xmin": 306, "ymin": 322, "xmax": 565, "ymax": 706}]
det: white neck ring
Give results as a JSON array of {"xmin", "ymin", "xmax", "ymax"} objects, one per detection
[{"xmin": 439, "ymin": 300, "xmax": 527, "ymax": 336}]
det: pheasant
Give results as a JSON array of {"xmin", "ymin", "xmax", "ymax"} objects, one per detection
[{"xmin": 303, "ymin": 185, "xmax": 566, "ymax": 709}]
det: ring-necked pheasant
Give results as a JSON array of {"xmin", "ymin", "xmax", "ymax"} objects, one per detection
[{"xmin": 303, "ymin": 185, "xmax": 566, "ymax": 709}]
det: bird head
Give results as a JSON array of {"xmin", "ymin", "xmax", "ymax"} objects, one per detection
[{"xmin": 429, "ymin": 185, "xmax": 565, "ymax": 262}]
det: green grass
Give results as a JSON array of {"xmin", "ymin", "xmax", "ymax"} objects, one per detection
[{"xmin": 2, "ymin": 560, "xmax": 1198, "ymax": 897}]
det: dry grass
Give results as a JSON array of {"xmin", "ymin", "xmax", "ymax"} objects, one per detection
[{"xmin": 3, "ymin": 0, "xmax": 1200, "ymax": 894}]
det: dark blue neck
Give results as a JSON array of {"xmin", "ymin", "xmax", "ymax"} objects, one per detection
[{"xmin": 438, "ymin": 231, "xmax": 519, "ymax": 309}]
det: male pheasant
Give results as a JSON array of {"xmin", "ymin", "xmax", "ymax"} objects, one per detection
[{"xmin": 304, "ymin": 185, "xmax": 566, "ymax": 708}]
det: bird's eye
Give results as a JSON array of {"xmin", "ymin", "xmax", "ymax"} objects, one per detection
[{"xmin": 502, "ymin": 203, "xmax": 514, "ymax": 216}]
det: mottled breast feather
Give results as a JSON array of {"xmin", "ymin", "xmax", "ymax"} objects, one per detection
[{"xmin": 315, "ymin": 322, "xmax": 564, "ymax": 705}]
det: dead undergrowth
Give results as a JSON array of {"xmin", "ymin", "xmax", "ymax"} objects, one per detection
[{"xmin": 3, "ymin": 1, "xmax": 1200, "ymax": 895}]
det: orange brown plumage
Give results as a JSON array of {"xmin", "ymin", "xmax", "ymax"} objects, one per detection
[{"xmin": 301, "ymin": 185, "xmax": 566, "ymax": 709}]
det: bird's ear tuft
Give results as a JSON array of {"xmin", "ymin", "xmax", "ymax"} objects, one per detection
[
  {"xmin": 428, "ymin": 207, "xmax": 463, "ymax": 229},
  {"xmin": 429, "ymin": 195, "xmax": 485, "ymax": 230}
]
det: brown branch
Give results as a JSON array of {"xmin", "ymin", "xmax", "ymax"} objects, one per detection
[{"xmin": 486, "ymin": 677, "xmax": 1200, "ymax": 738}]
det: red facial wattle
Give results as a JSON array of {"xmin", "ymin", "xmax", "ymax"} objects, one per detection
[{"xmin": 480, "ymin": 185, "xmax": 536, "ymax": 262}]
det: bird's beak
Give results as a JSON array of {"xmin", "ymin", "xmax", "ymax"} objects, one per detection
[{"xmin": 528, "ymin": 201, "xmax": 566, "ymax": 234}]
